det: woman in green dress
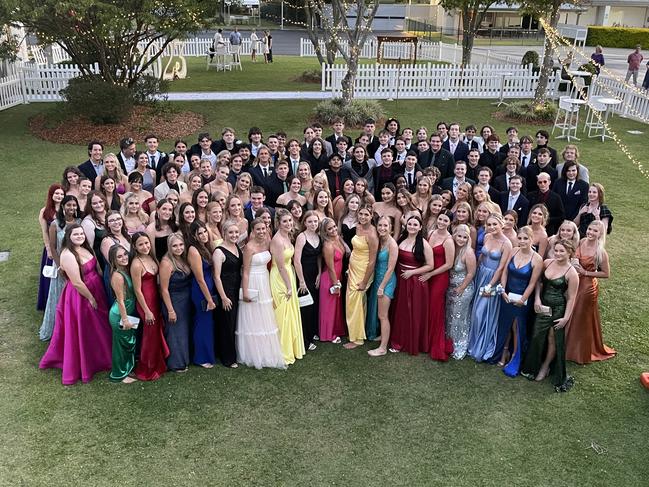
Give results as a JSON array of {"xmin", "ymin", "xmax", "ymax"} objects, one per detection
[
  {"xmin": 108, "ymin": 244, "xmax": 138, "ymax": 383},
  {"xmin": 521, "ymin": 240, "xmax": 579, "ymax": 392}
]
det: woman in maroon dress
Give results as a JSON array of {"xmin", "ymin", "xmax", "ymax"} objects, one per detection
[
  {"xmin": 425, "ymin": 210, "xmax": 455, "ymax": 361},
  {"xmin": 389, "ymin": 215, "xmax": 435, "ymax": 355},
  {"xmin": 130, "ymin": 232, "xmax": 169, "ymax": 380}
]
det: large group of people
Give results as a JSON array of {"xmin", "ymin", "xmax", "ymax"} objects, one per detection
[{"xmin": 36, "ymin": 117, "xmax": 616, "ymax": 392}]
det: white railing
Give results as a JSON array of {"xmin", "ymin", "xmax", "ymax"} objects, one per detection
[
  {"xmin": 590, "ymin": 76, "xmax": 649, "ymax": 123},
  {"xmin": 0, "ymin": 73, "xmax": 25, "ymax": 111},
  {"xmin": 51, "ymin": 44, "xmax": 71, "ymax": 64},
  {"xmin": 21, "ymin": 63, "xmax": 99, "ymax": 101},
  {"xmin": 143, "ymin": 38, "xmax": 253, "ymax": 57},
  {"xmin": 322, "ymin": 62, "xmax": 558, "ymax": 100}
]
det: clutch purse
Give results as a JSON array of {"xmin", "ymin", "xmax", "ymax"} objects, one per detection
[
  {"xmin": 507, "ymin": 292, "xmax": 527, "ymax": 305},
  {"xmin": 536, "ymin": 305, "xmax": 552, "ymax": 316},
  {"xmin": 126, "ymin": 315, "xmax": 140, "ymax": 329},
  {"xmin": 238, "ymin": 288, "xmax": 259, "ymax": 302},
  {"xmin": 298, "ymin": 290, "xmax": 314, "ymax": 307},
  {"xmin": 42, "ymin": 265, "xmax": 58, "ymax": 279}
]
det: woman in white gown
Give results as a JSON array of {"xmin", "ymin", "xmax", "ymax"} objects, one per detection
[{"xmin": 236, "ymin": 217, "xmax": 286, "ymax": 369}]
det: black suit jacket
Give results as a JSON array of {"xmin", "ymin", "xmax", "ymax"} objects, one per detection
[
  {"xmin": 442, "ymin": 140, "xmax": 470, "ymax": 162},
  {"xmin": 248, "ymin": 164, "xmax": 275, "ymax": 191},
  {"xmin": 372, "ymin": 164, "xmax": 402, "ymax": 199},
  {"xmin": 527, "ymin": 190, "xmax": 565, "ymax": 236},
  {"xmin": 493, "ymin": 174, "xmax": 527, "ymax": 194},
  {"xmin": 117, "ymin": 153, "xmax": 127, "ymax": 174},
  {"xmin": 245, "ymin": 204, "xmax": 275, "ymax": 222},
  {"xmin": 146, "ymin": 151, "xmax": 168, "ymax": 184},
  {"xmin": 265, "ymin": 174, "xmax": 291, "ymax": 208},
  {"xmin": 525, "ymin": 163, "xmax": 558, "ymax": 191},
  {"xmin": 325, "ymin": 167, "xmax": 354, "ymax": 199},
  {"xmin": 402, "ymin": 166, "xmax": 423, "ymax": 193},
  {"xmin": 479, "ymin": 150, "xmax": 504, "ymax": 172},
  {"xmin": 430, "ymin": 149, "xmax": 455, "ymax": 180},
  {"xmin": 325, "ymin": 134, "xmax": 352, "ymax": 150},
  {"xmin": 499, "ymin": 192, "xmax": 530, "ymax": 224},
  {"xmin": 78, "ymin": 160, "xmax": 100, "ymax": 181},
  {"xmin": 532, "ymin": 145, "xmax": 559, "ymax": 167},
  {"xmin": 553, "ymin": 178, "xmax": 589, "ymax": 220},
  {"xmin": 441, "ymin": 177, "xmax": 476, "ymax": 192}
]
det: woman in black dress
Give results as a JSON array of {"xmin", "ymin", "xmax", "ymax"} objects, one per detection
[
  {"xmin": 294, "ymin": 210, "xmax": 322, "ymax": 350},
  {"xmin": 213, "ymin": 219, "xmax": 243, "ymax": 368}
]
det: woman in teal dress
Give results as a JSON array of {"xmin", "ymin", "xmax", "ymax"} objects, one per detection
[
  {"xmin": 366, "ymin": 216, "xmax": 398, "ymax": 356},
  {"xmin": 521, "ymin": 240, "xmax": 579, "ymax": 392},
  {"xmin": 108, "ymin": 245, "xmax": 138, "ymax": 383}
]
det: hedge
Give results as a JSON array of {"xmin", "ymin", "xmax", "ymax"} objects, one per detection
[{"xmin": 586, "ymin": 26, "xmax": 649, "ymax": 48}]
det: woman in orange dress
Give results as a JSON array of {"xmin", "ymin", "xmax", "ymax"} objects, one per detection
[{"xmin": 565, "ymin": 220, "xmax": 616, "ymax": 364}]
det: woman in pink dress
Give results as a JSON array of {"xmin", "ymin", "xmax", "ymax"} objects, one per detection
[
  {"xmin": 319, "ymin": 217, "xmax": 346, "ymax": 343},
  {"xmin": 39, "ymin": 224, "xmax": 112, "ymax": 384}
]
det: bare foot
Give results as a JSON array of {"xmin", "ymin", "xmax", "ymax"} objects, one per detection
[
  {"xmin": 122, "ymin": 376, "xmax": 137, "ymax": 384},
  {"xmin": 343, "ymin": 342, "xmax": 361, "ymax": 349},
  {"xmin": 368, "ymin": 347, "xmax": 387, "ymax": 357}
]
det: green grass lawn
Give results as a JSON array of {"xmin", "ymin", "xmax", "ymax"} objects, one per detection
[{"xmin": 1, "ymin": 99, "xmax": 648, "ymax": 485}]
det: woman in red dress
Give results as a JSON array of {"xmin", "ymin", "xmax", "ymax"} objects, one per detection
[
  {"xmin": 389, "ymin": 215, "xmax": 435, "ymax": 355},
  {"xmin": 425, "ymin": 210, "xmax": 455, "ymax": 361},
  {"xmin": 565, "ymin": 220, "xmax": 616, "ymax": 364},
  {"xmin": 131, "ymin": 232, "xmax": 169, "ymax": 380}
]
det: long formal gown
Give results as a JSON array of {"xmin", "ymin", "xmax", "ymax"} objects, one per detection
[
  {"xmin": 468, "ymin": 247, "xmax": 503, "ymax": 362},
  {"xmin": 390, "ymin": 250, "xmax": 430, "ymax": 355},
  {"xmin": 162, "ymin": 269, "xmax": 192, "ymax": 371},
  {"xmin": 565, "ymin": 251, "xmax": 616, "ymax": 364},
  {"xmin": 215, "ymin": 246, "xmax": 242, "ymax": 367},
  {"xmin": 299, "ymin": 238, "xmax": 322, "ymax": 347},
  {"xmin": 39, "ymin": 257, "xmax": 112, "ymax": 385},
  {"xmin": 134, "ymin": 271, "xmax": 169, "ymax": 380},
  {"xmin": 446, "ymin": 256, "xmax": 475, "ymax": 360},
  {"xmin": 108, "ymin": 271, "xmax": 137, "ymax": 382},
  {"xmin": 191, "ymin": 258, "xmax": 216, "ymax": 365},
  {"xmin": 270, "ymin": 246, "xmax": 305, "ymax": 365},
  {"xmin": 429, "ymin": 243, "xmax": 453, "ymax": 361},
  {"xmin": 365, "ymin": 247, "xmax": 396, "ymax": 340},
  {"xmin": 37, "ymin": 217, "xmax": 55, "ymax": 310},
  {"xmin": 319, "ymin": 247, "xmax": 345, "ymax": 342},
  {"xmin": 236, "ymin": 251, "xmax": 286, "ymax": 369},
  {"xmin": 521, "ymin": 269, "xmax": 573, "ymax": 391},
  {"xmin": 39, "ymin": 221, "xmax": 79, "ymax": 341},
  {"xmin": 495, "ymin": 258, "xmax": 534, "ymax": 376},
  {"xmin": 346, "ymin": 235, "xmax": 373, "ymax": 344},
  {"xmin": 475, "ymin": 226, "xmax": 486, "ymax": 258}
]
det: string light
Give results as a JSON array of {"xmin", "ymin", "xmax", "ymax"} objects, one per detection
[{"xmin": 542, "ymin": 24, "xmax": 649, "ymax": 181}]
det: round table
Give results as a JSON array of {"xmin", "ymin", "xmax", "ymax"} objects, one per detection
[{"xmin": 556, "ymin": 98, "xmax": 587, "ymax": 142}]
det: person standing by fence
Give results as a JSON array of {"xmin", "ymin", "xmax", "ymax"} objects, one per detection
[{"xmin": 625, "ymin": 45, "xmax": 643, "ymax": 87}]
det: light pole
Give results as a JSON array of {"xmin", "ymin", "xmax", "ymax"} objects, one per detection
[{"xmin": 281, "ymin": 1, "xmax": 284, "ymax": 30}]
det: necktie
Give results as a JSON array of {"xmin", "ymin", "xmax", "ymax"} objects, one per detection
[
  {"xmin": 283, "ymin": 181, "xmax": 288, "ymax": 193},
  {"xmin": 522, "ymin": 156, "xmax": 527, "ymax": 167},
  {"xmin": 149, "ymin": 155, "xmax": 155, "ymax": 168},
  {"xmin": 408, "ymin": 172, "xmax": 413, "ymax": 187},
  {"xmin": 263, "ymin": 167, "xmax": 268, "ymax": 178},
  {"xmin": 509, "ymin": 194, "xmax": 515, "ymax": 210},
  {"xmin": 567, "ymin": 181, "xmax": 573, "ymax": 194},
  {"xmin": 292, "ymin": 161, "xmax": 298, "ymax": 174}
]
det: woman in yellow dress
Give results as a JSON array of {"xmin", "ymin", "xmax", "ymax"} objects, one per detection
[
  {"xmin": 270, "ymin": 209, "xmax": 305, "ymax": 364},
  {"xmin": 345, "ymin": 205, "xmax": 378, "ymax": 349}
]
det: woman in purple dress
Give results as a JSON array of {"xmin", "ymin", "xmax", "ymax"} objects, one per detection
[{"xmin": 39, "ymin": 224, "xmax": 112, "ymax": 384}]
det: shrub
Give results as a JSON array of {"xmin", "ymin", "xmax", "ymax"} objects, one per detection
[
  {"xmin": 501, "ymin": 101, "xmax": 557, "ymax": 124},
  {"xmin": 521, "ymin": 50, "xmax": 539, "ymax": 68},
  {"xmin": 60, "ymin": 76, "xmax": 132, "ymax": 124},
  {"xmin": 313, "ymin": 98, "xmax": 385, "ymax": 127},
  {"xmin": 131, "ymin": 74, "xmax": 170, "ymax": 105},
  {"xmin": 586, "ymin": 26, "xmax": 649, "ymax": 49},
  {"xmin": 294, "ymin": 69, "xmax": 322, "ymax": 83}
]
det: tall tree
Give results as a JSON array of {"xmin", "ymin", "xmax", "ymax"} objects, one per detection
[
  {"xmin": 4, "ymin": 0, "xmax": 211, "ymax": 86},
  {"xmin": 438, "ymin": 0, "xmax": 503, "ymax": 65},
  {"xmin": 308, "ymin": 0, "xmax": 380, "ymax": 104}
]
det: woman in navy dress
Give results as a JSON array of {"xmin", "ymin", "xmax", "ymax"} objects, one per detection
[
  {"xmin": 493, "ymin": 226, "xmax": 543, "ymax": 376},
  {"xmin": 188, "ymin": 221, "xmax": 217, "ymax": 368},
  {"xmin": 159, "ymin": 232, "xmax": 192, "ymax": 372},
  {"xmin": 468, "ymin": 213, "xmax": 513, "ymax": 362},
  {"xmin": 37, "ymin": 184, "xmax": 64, "ymax": 310}
]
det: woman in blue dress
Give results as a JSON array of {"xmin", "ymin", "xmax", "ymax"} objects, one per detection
[
  {"xmin": 187, "ymin": 221, "xmax": 217, "ymax": 368},
  {"xmin": 492, "ymin": 226, "xmax": 543, "ymax": 376},
  {"xmin": 468, "ymin": 213, "xmax": 512, "ymax": 362},
  {"xmin": 159, "ymin": 232, "xmax": 193, "ymax": 372},
  {"xmin": 366, "ymin": 216, "xmax": 398, "ymax": 356}
]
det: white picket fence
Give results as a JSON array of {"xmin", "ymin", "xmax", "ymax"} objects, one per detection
[
  {"xmin": 590, "ymin": 76, "xmax": 649, "ymax": 122},
  {"xmin": 21, "ymin": 63, "xmax": 100, "ymax": 101},
  {"xmin": 322, "ymin": 62, "xmax": 558, "ymax": 100},
  {"xmin": 300, "ymin": 38, "xmax": 521, "ymax": 66},
  {"xmin": 0, "ymin": 73, "xmax": 25, "ymax": 111}
]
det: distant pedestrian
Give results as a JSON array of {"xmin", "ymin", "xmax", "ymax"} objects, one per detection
[
  {"xmin": 625, "ymin": 45, "xmax": 643, "ymax": 86},
  {"xmin": 250, "ymin": 29, "xmax": 259, "ymax": 63},
  {"xmin": 590, "ymin": 45, "xmax": 605, "ymax": 75},
  {"xmin": 642, "ymin": 61, "xmax": 649, "ymax": 91},
  {"xmin": 265, "ymin": 30, "xmax": 273, "ymax": 63},
  {"xmin": 229, "ymin": 27, "xmax": 242, "ymax": 63}
]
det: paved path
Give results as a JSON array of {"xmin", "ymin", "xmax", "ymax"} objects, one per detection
[{"xmin": 167, "ymin": 91, "xmax": 331, "ymax": 101}]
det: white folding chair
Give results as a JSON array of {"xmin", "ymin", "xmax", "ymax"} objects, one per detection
[
  {"xmin": 585, "ymin": 96, "xmax": 606, "ymax": 138},
  {"xmin": 230, "ymin": 45, "xmax": 242, "ymax": 71},
  {"xmin": 570, "ymin": 76, "xmax": 586, "ymax": 99},
  {"xmin": 553, "ymin": 96, "xmax": 580, "ymax": 141}
]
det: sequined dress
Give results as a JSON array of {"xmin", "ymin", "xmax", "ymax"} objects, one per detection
[{"xmin": 446, "ymin": 255, "xmax": 475, "ymax": 360}]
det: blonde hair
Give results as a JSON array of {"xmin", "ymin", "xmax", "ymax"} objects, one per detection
[
  {"xmin": 452, "ymin": 223, "xmax": 472, "ymax": 265},
  {"xmin": 120, "ymin": 192, "xmax": 148, "ymax": 223},
  {"xmin": 588, "ymin": 220, "xmax": 607, "ymax": 270}
]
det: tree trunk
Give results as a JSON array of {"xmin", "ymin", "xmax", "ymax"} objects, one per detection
[
  {"xmin": 461, "ymin": 11, "xmax": 475, "ymax": 66},
  {"xmin": 341, "ymin": 56, "xmax": 358, "ymax": 105},
  {"xmin": 534, "ymin": 1, "xmax": 561, "ymax": 105},
  {"xmin": 304, "ymin": 4, "xmax": 326, "ymax": 65}
]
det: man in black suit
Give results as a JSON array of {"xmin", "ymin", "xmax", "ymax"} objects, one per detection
[
  {"xmin": 476, "ymin": 166, "xmax": 502, "ymax": 202},
  {"xmin": 525, "ymin": 148, "xmax": 558, "ymax": 191},
  {"xmin": 493, "ymin": 156, "xmax": 527, "ymax": 194},
  {"xmin": 442, "ymin": 122, "xmax": 470, "ymax": 162},
  {"xmin": 325, "ymin": 117, "xmax": 353, "ymax": 151},
  {"xmin": 532, "ymin": 129, "xmax": 558, "ymax": 167},
  {"xmin": 428, "ymin": 134, "xmax": 454, "ymax": 180},
  {"xmin": 553, "ymin": 161, "xmax": 589, "ymax": 220},
  {"xmin": 144, "ymin": 134, "xmax": 168, "ymax": 184},
  {"xmin": 441, "ymin": 160, "xmax": 476, "ymax": 198},
  {"xmin": 311, "ymin": 123, "xmax": 333, "ymax": 156},
  {"xmin": 245, "ymin": 186, "xmax": 276, "ymax": 222},
  {"xmin": 78, "ymin": 140, "xmax": 104, "ymax": 181},
  {"xmin": 479, "ymin": 134, "xmax": 504, "ymax": 172},
  {"xmin": 189, "ymin": 133, "xmax": 217, "ymax": 168},
  {"xmin": 212, "ymin": 127, "xmax": 242, "ymax": 155},
  {"xmin": 266, "ymin": 134, "xmax": 283, "ymax": 165},
  {"xmin": 527, "ymin": 172, "xmax": 565, "ymax": 235},
  {"xmin": 499, "ymin": 126, "xmax": 519, "ymax": 155},
  {"xmin": 402, "ymin": 151, "xmax": 422, "ymax": 193},
  {"xmin": 499, "ymin": 175, "xmax": 529, "ymax": 224},
  {"xmin": 355, "ymin": 118, "xmax": 380, "ymax": 156},
  {"xmin": 325, "ymin": 154, "xmax": 353, "ymax": 199},
  {"xmin": 372, "ymin": 148, "xmax": 402, "ymax": 199},
  {"xmin": 286, "ymin": 138, "xmax": 302, "ymax": 177},
  {"xmin": 462, "ymin": 124, "xmax": 481, "ymax": 151},
  {"xmin": 117, "ymin": 137, "xmax": 137, "ymax": 174},
  {"xmin": 265, "ymin": 160, "xmax": 291, "ymax": 208},
  {"xmin": 519, "ymin": 135, "xmax": 536, "ymax": 171},
  {"xmin": 248, "ymin": 151, "xmax": 275, "ymax": 190},
  {"xmin": 466, "ymin": 148, "xmax": 482, "ymax": 182}
]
